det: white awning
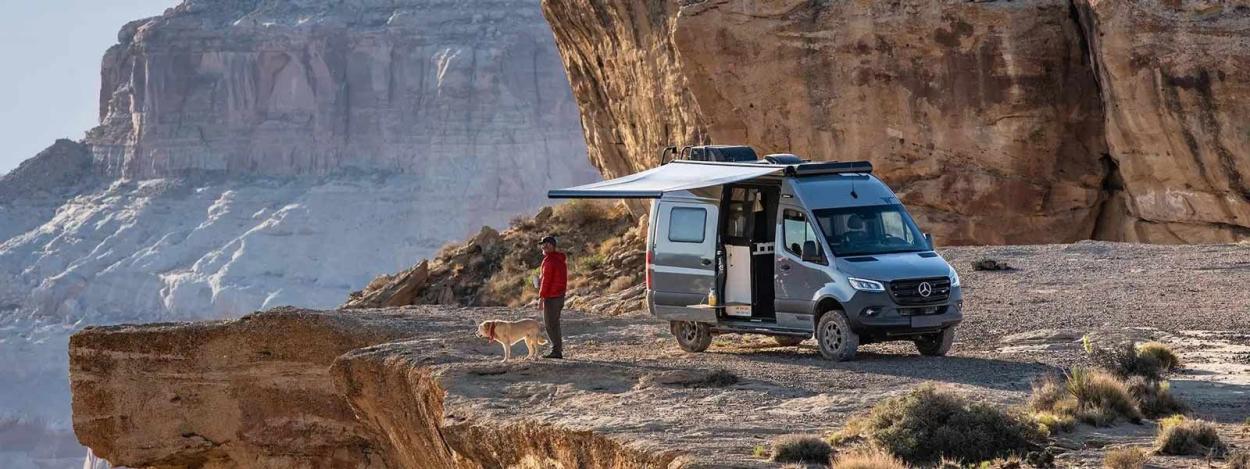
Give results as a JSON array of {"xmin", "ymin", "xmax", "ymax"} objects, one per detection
[{"xmin": 548, "ymin": 161, "xmax": 782, "ymax": 199}]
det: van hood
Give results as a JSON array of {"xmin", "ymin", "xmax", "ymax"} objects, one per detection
[{"xmin": 833, "ymin": 251, "xmax": 953, "ymax": 282}]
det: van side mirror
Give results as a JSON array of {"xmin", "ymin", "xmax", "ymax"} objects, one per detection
[
  {"xmin": 924, "ymin": 232, "xmax": 933, "ymax": 246},
  {"xmin": 801, "ymin": 240, "xmax": 823, "ymax": 263}
]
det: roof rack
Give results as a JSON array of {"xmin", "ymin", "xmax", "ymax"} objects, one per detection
[{"xmin": 783, "ymin": 161, "xmax": 873, "ymax": 177}]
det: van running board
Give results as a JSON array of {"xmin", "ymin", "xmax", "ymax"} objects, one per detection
[{"xmin": 711, "ymin": 323, "xmax": 809, "ymax": 337}]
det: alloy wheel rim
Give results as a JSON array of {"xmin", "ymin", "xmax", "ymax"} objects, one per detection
[{"xmin": 822, "ymin": 322, "xmax": 842, "ymax": 352}]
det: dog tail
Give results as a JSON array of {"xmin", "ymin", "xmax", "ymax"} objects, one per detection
[{"xmin": 537, "ymin": 336, "xmax": 549, "ymax": 345}]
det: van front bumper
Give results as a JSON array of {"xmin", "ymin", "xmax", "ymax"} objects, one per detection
[{"xmin": 841, "ymin": 288, "xmax": 963, "ymax": 336}]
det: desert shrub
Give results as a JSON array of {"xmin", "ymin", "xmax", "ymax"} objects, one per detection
[
  {"xmin": 1136, "ymin": 342, "xmax": 1181, "ymax": 371},
  {"xmin": 752, "ymin": 445, "xmax": 767, "ymax": 458},
  {"xmin": 1085, "ymin": 339, "xmax": 1166, "ymax": 380},
  {"xmin": 1154, "ymin": 416, "xmax": 1226, "ymax": 456},
  {"xmin": 832, "ymin": 448, "xmax": 908, "ymax": 469},
  {"xmin": 1029, "ymin": 369, "xmax": 1141, "ymax": 428},
  {"xmin": 1032, "ymin": 410, "xmax": 1077, "ymax": 435},
  {"xmin": 972, "ymin": 258, "xmax": 1011, "ymax": 271},
  {"xmin": 1103, "ymin": 446, "xmax": 1148, "ymax": 469},
  {"xmin": 832, "ymin": 384, "xmax": 1042, "ymax": 465},
  {"xmin": 553, "ymin": 199, "xmax": 611, "ymax": 225},
  {"xmin": 1124, "ymin": 376, "xmax": 1186, "ymax": 418},
  {"xmin": 607, "ymin": 275, "xmax": 635, "ymax": 292},
  {"xmin": 1229, "ymin": 449, "xmax": 1250, "ymax": 469},
  {"xmin": 769, "ymin": 434, "xmax": 832, "ymax": 464},
  {"xmin": 576, "ymin": 253, "xmax": 605, "ymax": 272}
]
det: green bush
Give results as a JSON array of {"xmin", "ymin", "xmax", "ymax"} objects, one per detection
[
  {"xmin": 1154, "ymin": 416, "xmax": 1226, "ymax": 456},
  {"xmin": 832, "ymin": 384, "xmax": 1042, "ymax": 465},
  {"xmin": 768, "ymin": 434, "xmax": 832, "ymax": 464}
]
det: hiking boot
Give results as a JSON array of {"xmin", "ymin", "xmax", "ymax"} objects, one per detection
[{"xmin": 542, "ymin": 351, "xmax": 563, "ymax": 359}]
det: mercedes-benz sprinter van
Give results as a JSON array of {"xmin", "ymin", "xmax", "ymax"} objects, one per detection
[{"xmin": 549, "ymin": 149, "xmax": 962, "ymax": 361}]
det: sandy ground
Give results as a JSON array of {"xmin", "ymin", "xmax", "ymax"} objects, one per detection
[{"xmin": 445, "ymin": 241, "xmax": 1250, "ymax": 467}]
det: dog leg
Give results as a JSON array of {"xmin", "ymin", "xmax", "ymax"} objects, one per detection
[
  {"xmin": 501, "ymin": 341, "xmax": 510, "ymax": 362},
  {"xmin": 525, "ymin": 338, "xmax": 536, "ymax": 359}
]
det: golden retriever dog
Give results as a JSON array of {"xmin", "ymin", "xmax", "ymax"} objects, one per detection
[{"xmin": 477, "ymin": 319, "xmax": 548, "ymax": 361}]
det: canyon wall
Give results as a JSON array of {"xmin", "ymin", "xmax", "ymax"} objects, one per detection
[
  {"xmin": 87, "ymin": 0, "xmax": 593, "ymax": 188},
  {"xmin": 1, "ymin": 1, "xmax": 598, "ymax": 466},
  {"xmin": 1076, "ymin": 0, "xmax": 1250, "ymax": 242},
  {"xmin": 542, "ymin": 0, "xmax": 1250, "ymax": 244}
]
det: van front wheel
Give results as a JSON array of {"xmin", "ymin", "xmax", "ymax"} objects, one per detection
[
  {"xmin": 671, "ymin": 321, "xmax": 712, "ymax": 353},
  {"xmin": 816, "ymin": 311, "xmax": 858, "ymax": 361},
  {"xmin": 914, "ymin": 326, "xmax": 956, "ymax": 356}
]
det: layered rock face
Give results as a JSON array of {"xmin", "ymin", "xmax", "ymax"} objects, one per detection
[
  {"xmin": 2, "ymin": 1, "xmax": 598, "ymax": 466},
  {"xmin": 70, "ymin": 307, "xmax": 677, "ymax": 469},
  {"xmin": 89, "ymin": 0, "xmax": 591, "ymax": 186},
  {"xmin": 542, "ymin": 0, "xmax": 1250, "ymax": 244},
  {"xmin": 1076, "ymin": 0, "xmax": 1250, "ymax": 242}
]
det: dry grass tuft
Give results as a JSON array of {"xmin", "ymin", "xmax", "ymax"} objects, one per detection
[
  {"xmin": 831, "ymin": 448, "xmax": 909, "ymax": 469},
  {"xmin": 1124, "ymin": 376, "xmax": 1186, "ymax": 418},
  {"xmin": 1136, "ymin": 342, "xmax": 1182, "ymax": 371},
  {"xmin": 831, "ymin": 384, "xmax": 1042, "ymax": 465},
  {"xmin": 1228, "ymin": 449, "xmax": 1250, "ymax": 469},
  {"xmin": 1030, "ymin": 368, "xmax": 1142, "ymax": 428},
  {"xmin": 769, "ymin": 434, "xmax": 832, "ymax": 464},
  {"xmin": 1154, "ymin": 416, "xmax": 1226, "ymax": 456},
  {"xmin": 1103, "ymin": 446, "xmax": 1148, "ymax": 469}
]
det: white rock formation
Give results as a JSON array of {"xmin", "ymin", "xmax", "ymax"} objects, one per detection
[{"xmin": 0, "ymin": 0, "xmax": 598, "ymax": 466}]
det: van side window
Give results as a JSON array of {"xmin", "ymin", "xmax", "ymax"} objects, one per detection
[
  {"xmin": 782, "ymin": 209, "xmax": 823, "ymax": 262},
  {"xmin": 668, "ymin": 207, "xmax": 707, "ymax": 243}
]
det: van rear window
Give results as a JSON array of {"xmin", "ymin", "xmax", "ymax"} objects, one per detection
[{"xmin": 668, "ymin": 207, "xmax": 706, "ymax": 243}]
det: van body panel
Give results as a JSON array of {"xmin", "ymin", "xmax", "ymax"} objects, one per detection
[
  {"xmin": 649, "ymin": 195, "xmax": 719, "ymax": 323},
  {"xmin": 832, "ymin": 252, "xmax": 953, "ymax": 282}
]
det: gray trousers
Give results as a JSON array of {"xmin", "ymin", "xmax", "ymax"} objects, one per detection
[{"xmin": 542, "ymin": 296, "xmax": 565, "ymax": 353}]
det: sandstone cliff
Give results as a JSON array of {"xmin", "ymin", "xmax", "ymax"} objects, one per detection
[
  {"xmin": 541, "ymin": 0, "xmax": 1250, "ymax": 244},
  {"xmin": 88, "ymin": 0, "xmax": 593, "ymax": 188},
  {"xmin": 2, "ymin": 1, "xmax": 598, "ymax": 466}
]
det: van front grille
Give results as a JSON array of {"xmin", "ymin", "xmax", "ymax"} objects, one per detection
[{"xmin": 888, "ymin": 277, "xmax": 951, "ymax": 305}]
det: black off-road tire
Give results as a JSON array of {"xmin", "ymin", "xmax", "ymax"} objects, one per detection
[
  {"xmin": 773, "ymin": 335, "xmax": 807, "ymax": 347},
  {"xmin": 672, "ymin": 321, "xmax": 712, "ymax": 353},
  {"xmin": 816, "ymin": 310, "xmax": 859, "ymax": 361},
  {"xmin": 915, "ymin": 326, "xmax": 956, "ymax": 356}
]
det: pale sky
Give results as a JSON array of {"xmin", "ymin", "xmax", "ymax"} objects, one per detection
[{"xmin": 0, "ymin": 0, "xmax": 179, "ymax": 174}]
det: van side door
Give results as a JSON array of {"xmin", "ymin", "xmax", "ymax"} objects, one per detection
[
  {"xmin": 651, "ymin": 201, "xmax": 718, "ymax": 322},
  {"xmin": 775, "ymin": 207, "xmax": 831, "ymax": 317}
]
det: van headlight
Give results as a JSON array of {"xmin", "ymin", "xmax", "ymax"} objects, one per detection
[
  {"xmin": 949, "ymin": 266, "xmax": 961, "ymax": 287},
  {"xmin": 848, "ymin": 277, "xmax": 886, "ymax": 292}
]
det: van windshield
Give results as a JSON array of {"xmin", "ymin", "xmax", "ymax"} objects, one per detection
[{"xmin": 812, "ymin": 204, "xmax": 931, "ymax": 256}]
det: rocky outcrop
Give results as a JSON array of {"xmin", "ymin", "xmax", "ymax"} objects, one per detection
[
  {"xmin": 344, "ymin": 201, "xmax": 645, "ymax": 315},
  {"xmin": 541, "ymin": 0, "xmax": 1250, "ymax": 244},
  {"xmin": 70, "ymin": 307, "xmax": 680, "ymax": 468},
  {"xmin": 87, "ymin": 0, "xmax": 596, "ymax": 189},
  {"xmin": 0, "ymin": 139, "xmax": 100, "ymax": 241},
  {"xmin": 68, "ymin": 308, "xmax": 425, "ymax": 468},
  {"xmin": 1075, "ymin": 0, "xmax": 1250, "ymax": 243}
]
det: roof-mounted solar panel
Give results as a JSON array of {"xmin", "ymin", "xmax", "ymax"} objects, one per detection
[{"xmin": 784, "ymin": 161, "xmax": 873, "ymax": 177}]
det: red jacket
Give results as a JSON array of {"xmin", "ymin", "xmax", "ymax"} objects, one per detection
[{"xmin": 539, "ymin": 251, "xmax": 567, "ymax": 298}]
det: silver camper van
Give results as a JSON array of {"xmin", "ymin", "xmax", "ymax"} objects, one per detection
[{"xmin": 549, "ymin": 147, "xmax": 962, "ymax": 361}]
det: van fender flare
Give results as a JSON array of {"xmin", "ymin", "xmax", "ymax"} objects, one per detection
[{"xmin": 811, "ymin": 296, "xmax": 846, "ymax": 325}]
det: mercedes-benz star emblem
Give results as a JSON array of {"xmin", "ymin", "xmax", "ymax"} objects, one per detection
[{"xmin": 918, "ymin": 282, "xmax": 932, "ymax": 297}]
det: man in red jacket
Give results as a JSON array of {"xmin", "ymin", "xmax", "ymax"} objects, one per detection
[{"xmin": 538, "ymin": 236, "xmax": 567, "ymax": 358}]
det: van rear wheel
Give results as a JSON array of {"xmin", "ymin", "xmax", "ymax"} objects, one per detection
[
  {"xmin": 773, "ymin": 335, "xmax": 806, "ymax": 347},
  {"xmin": 914, "ymin": 326, "xmax": 956, "ymax": 356},
  {"xmin": 671, "ymin": 321, "xmax": 712, "ymax": 353},
  {"xmin": 816, "ymin": 311, "xmax": 858, "ymax": 361}
]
